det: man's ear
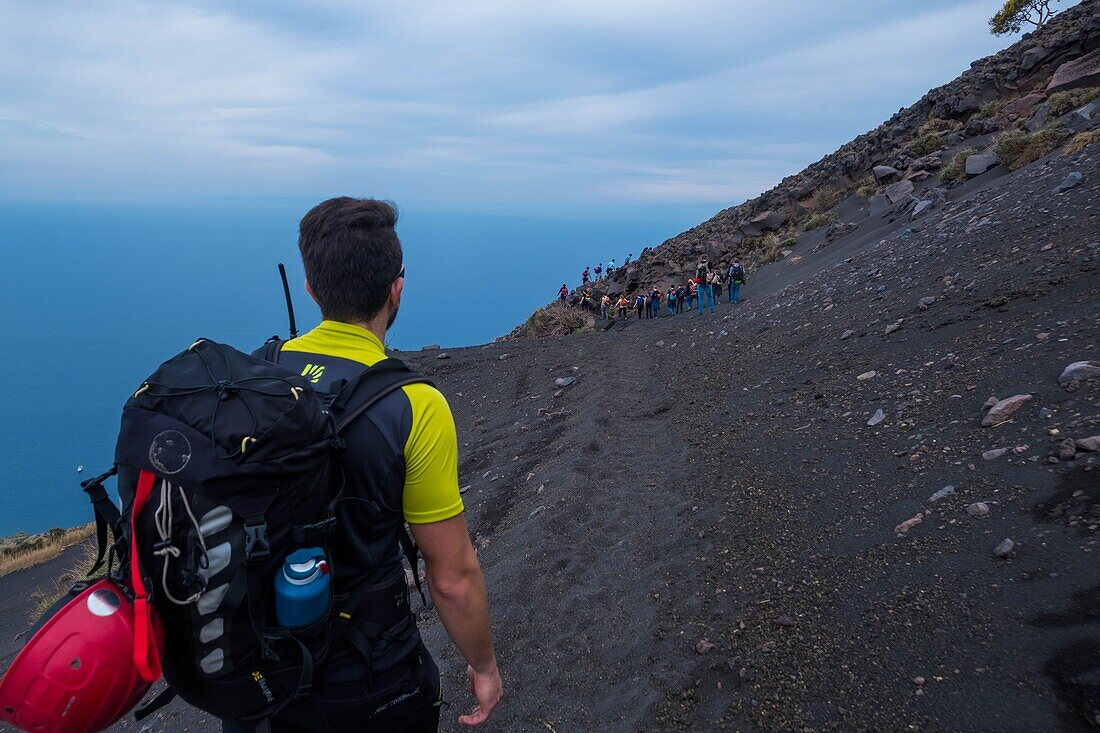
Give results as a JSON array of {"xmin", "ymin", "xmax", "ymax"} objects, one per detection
[
  {"xmin": 390, "ymin": 276, "xmax": 404, "ymax": 305},
  {"xmin": 304, "ymin": 279, "xmax": 319, "ymax": 306}
]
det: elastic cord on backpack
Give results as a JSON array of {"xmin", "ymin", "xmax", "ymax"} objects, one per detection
[{"xmin": 152, "ymin": 478, "xmax": 209, "ymax": 605}]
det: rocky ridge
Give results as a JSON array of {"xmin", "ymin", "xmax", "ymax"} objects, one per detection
[{"xmin": 515, "ymin": 0, "xmax": 1099, "ymax": 320}]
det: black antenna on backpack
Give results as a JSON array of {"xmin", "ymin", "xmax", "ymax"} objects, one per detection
[{"xmin": 278, "ymin": 263, "xmax": 299, "ymax": 339}]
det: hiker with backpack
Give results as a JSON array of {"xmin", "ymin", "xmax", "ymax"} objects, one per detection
[
  {"xmin": 0, "ymin": 198, "xmax": 503, "ymax": 733},
  {"xmin": 685, "ymin": 280, "xmax": 696, "ymax": 311},
  {"xmin": 676, "ymin": 285, "xmax": 687, "ymax": 314},
  {"xmin": 726, "ymin": 261, "xmax": 746, "ymax": 304},
  {"xmin": 558, "ymin": 284, "xmax": 568, "ymax": 302},
  {"xmin": 600, "ymin": 294, "xmax": 612, "ymax": 320},
  {"xmin": 581, "ymin": 267, "xmax": 590, "ymax": 285},
  {"xmin": 650, "ymin": 287, "xmax": 661, "ymax": 318},
  {"xmin": 234, "ymin": 199, "xmax": 501, "ymax": 731},
  {"xmin": 666, "ymin": 286, "xmax": 677, "ymax": 316},
  {"xmin": 594, "ymin": 263, "xmax": 603, "ymax": 281},
  {"xmin": 616, "ymin": 295, "xmax": 630, "ymax": 318},
  {"xmin": 695, "ymin": 255, "xmax": 715, "ymax": 314},
  {"xmin": 634, "ymin": 292, "xmax": 646, "ymax": 319}
]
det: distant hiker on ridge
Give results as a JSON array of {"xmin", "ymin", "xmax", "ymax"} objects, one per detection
[
  {"xmin": 558, "ymin": 284, "xmax": 569, "ymax": 302},
  {"xmin": 595, "ymin": 263, "xmax": 603, "ymax": 281},
  {"xmin": 624, "ymin": 252, "xmax": 633, "ymax": 266},
  {"xmin": 582, "ymin": 267, "xmax": 590, "ymax": 285}
]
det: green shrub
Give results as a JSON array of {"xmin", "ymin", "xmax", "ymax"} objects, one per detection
[
  {"xmin": 912, "ymin": 132, "xmax": 942, "ymax": 156},
  {"xmin": 780, "ymin": 237, "xmax": 797, "ymax": 248},
  {"xmin": 1047, "ymin": 86, "xmax": 1099, "ymax": 117},
  {"xmin": 939, "ymin": 147, "xmax": 978, "ymax": 184},
  {"xmin": 993, "ymin": 129, "xmax": 1030, "ymax": 164},
  {"xmin": 802, "ymin": 211, "xmax": 838, "ymax": 232},
  {"xmin": 976, "ymin": 100, "xmax": 1005, "ymax": 119}
]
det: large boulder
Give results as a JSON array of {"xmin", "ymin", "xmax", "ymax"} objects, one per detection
[
  {"xmin": 873, "ymin": 165, "xmax": 901, "ymax": 181},
  {"xmin": 1002, "ymin": 91, "xmax": 1046, "ymax": 120},
  {"xmin": 965, "ymin": 152, "xmax": 998, "ymax": 176},
  {"xmin": 869, "ymin": 194, "xmax": 890, "ymax": 217},
  {"xmin": 1047, "ymin": 48, "xmax": 1100, "ymax": 93},
  {"xmin": 739, "ymin": 220, "xmax": 762, "ymax": 238},
  {"xmin": 885, "ymin": 179, "xmax": 914, "ymax": 204},
  {"xmin": 750, "ymin": 210, "xmax": 788, "ymax": 232},
  {"xmin": 1019, "ymin": 46, "xmax": 1048, "ymax": 72}
]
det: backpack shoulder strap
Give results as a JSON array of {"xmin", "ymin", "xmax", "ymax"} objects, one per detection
[
  {"xmin": 331, "ymin": 358, "xmax": 435, "ymax": 432},
  {"xmin": 253, "ymin": 337, "xmax": 286, "ymax": 363}
]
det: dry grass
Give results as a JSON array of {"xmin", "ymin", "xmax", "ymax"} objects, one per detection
[
  {"xmin": 856, "ymin": 176, "xmax": 878, "ymax": 199},
  {"xmin": 27, "ymin": 540, "xmax": 100, "ymax": 621},
  {"xmin": 1065, "ymin": 129, "xmax": 1100, "ymax": 155},
  {"xmin": 940, "ymin": 147, "xmax": 978, "ymax": 184},
  {"xmin": 1000, "ymin": 128, "xmax": 1066, "ymax": 169},
  {"xmin": 815, "ymin": 187, "xmax": 840, "ymax": 211},
  {"xmin": 0, "ymin": 523, "xmax": 95, "ymax": 578},
  {"xmin": 917, "ymin": 118, "xmax": 960, "ymax": 137},
  {"xmin": 510, "ymin": 301, "xmax": 591, "ymax": 338},
  {"xmin": 1047, "ymin": 86, "xmax": 1099, "ymax": 117},
  {"xmin": 912, "ymin": 132, "xmax": 942, "ymax": 156},
  {"xmin": 802, "ymin": 211, "xmax": 838, "ymax": 232}
]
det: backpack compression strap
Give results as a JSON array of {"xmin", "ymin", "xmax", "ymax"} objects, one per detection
[{"xmin": 130, "ymin": 470, "xmax": 163, "ymax": 683}]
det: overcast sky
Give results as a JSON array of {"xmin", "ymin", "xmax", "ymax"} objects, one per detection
[{"xmin": 0, "ymin": 1, "xmax": 1051, "ymax": 212}]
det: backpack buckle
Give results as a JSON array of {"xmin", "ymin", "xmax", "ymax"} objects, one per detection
[{"xmin": 244, "ymin": 517, "xmax": 270, "ymax": 561}]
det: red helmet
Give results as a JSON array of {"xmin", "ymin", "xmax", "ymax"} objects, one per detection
[{"xmin": 0, "ymin": 578, "xmax": 164, "ymax": 733}]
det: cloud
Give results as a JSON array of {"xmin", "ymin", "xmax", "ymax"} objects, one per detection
[{"xmin": 0, "ymin": 0, "xmax": 1056, "ymax": 208}]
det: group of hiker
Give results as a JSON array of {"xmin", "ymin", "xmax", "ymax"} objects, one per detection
[
  {"xmin": 577, "ymin": 252, "xmax": 636, "ymax": 286},
  {"xmin": 559, "ymin": 255, "xmax": 747, "ymax": 320}
]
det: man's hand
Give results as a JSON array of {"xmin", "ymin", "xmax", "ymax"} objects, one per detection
[{"xmin": 458, "ymin": 663, "xmax": 503, "ymax": 726}]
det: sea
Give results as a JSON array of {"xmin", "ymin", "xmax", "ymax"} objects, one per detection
[{"xmin": 0, "ymin": 198, "xmax": 711, "ymax": 536}]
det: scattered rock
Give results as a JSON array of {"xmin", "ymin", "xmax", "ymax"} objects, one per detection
[
  {"xmin": 929, "ymin": 485, "xmax": 956, "ymax": 502},
  {"xmin": 868, "ymin": 409, "xmax": 886, "ymax": 427},
  {"xmin": 869, "ymin": 194, "xmax": 890, "ymax": 217},
  {"xmin": 498, "ymin": 354, "xmax": 511, "ymax": 361},
  {"xmin": 1058, "ymin": 438, "xmax": 1078, "ymax": 461},
  {"xmin": 1076, "ymin": 435, "xmax": 1100, "ymax": 452},
  {"xmin": 825, "ymin": 221, "xmax": 859, "ymax": 243},
  {"xmin": 885, "ymin": 179, "xmax": 915, "ymax": 204},
  {"xmin": 1059, "ymin": 360, "xmax": 1100, "ymax": 386},
  {"xmin": 857, "ymin": 370, "xmax": 877, "ymax": 381},
  {"xmin": 909, "ymin": 153, "xmax": 942, "ymax": 172},
  {"xmin": 696, "ymin": 638, "xmax": 715, "ymax": 655},
  {"xmin": 981, "ymin": 394, "xmax": 1033, "ymax": 427},
  {"xmin": 656, "ymin": 340, "xmax": 665, "ymax": 347},
  {"xmin": 965, "ymin": 152, "xmax": 998, "ymax": 176},
  {"xmin": 1039, "ymin": 407, "xmax": 1054, "ymax": 419},
  {"xmin": 966, "ymin": 502, "xmax": 990, "ymax": 517},
  {"xmin": 918, "ymin": 296, "xmax": 936, "ymax": 310},
  {"xmin": 750, "ymin": 210, "xmax": 788, "ymax": 232},
  {"xmin": 982, "ymin": 396, "xmax": 999, "ymax": 411},
  {"xmin": 885, "ymin": 321, "xmax": 902, "ymax": 335},
  {"xmin": 1053, "ymin": 171, "xmax": 1083, "ymax": 193},
  {"xmin": 554, "ymin": 376, "xmax": 576, "ymax": 388},
  {"xmin": 841, "ymin": 330, "xmax": 854, "ymax": 341},
  {"xmin": 911, "ymin": 200, "xmax": 934, "ymax": 219},
  {"xmin": 436, "ymin": 352, "xmax": 450, "ymax": 360},
  {"xmin": 982, "ymin": 447, "xmax": 1010, "ymax": 460},
  {"xmin": 993, "ymin": 538, "xmax": 1016, "ymax": 558},
  {"xmin": 775, "ymin": 616, "xmax": 795, "ymax": 627},
  {"xmin": 894, "ymin": 514, "xmax": 923, "ymax": 534}
]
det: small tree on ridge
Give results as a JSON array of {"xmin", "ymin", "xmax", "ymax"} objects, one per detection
[{"xmin": 989, "ymin": 0, "xmax": 1059, "ymax": 35}]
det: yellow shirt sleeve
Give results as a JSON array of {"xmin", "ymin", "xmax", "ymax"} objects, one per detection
[{"xmin": 401, "ymin": 383, "xmax": 465, "ymax": 524}]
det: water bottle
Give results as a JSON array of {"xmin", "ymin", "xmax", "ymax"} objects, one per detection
[{"xmin": 274, "ymin": 547, "xmax": 331, "ymax": 629}]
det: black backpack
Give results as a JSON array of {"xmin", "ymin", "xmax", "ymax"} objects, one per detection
[{"xmin": 82, "ymin": 338, "xmax": 430, "ymax": 725}]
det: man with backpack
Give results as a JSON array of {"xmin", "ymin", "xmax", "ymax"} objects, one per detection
[
  {"xmin": 594, "ymin": 263, "xmax": 603, "ymax": 281},
  {"xmin": 230, "ymin": 199, "xmax": 503, "ymax": 731},
  {"xmin": 581, "ymin": 267, "xmax": 590, "ymax": 285},
  {"xmin": 558, "ymin": 284, "xmax": 569, "ymax": 302},
  {"xmin": 726, "ymin": 261, "xmax": 746, "ymax": 304}
]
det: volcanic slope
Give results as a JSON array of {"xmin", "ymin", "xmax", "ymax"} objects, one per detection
[{"xmin": 4, "ymin": 120, "xmax": 1100, "ymax": 733}]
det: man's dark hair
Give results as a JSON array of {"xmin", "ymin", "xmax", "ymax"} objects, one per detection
[{"xmin": 298, "ymin": 197, "xmax": 403, "ymax": 323}]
